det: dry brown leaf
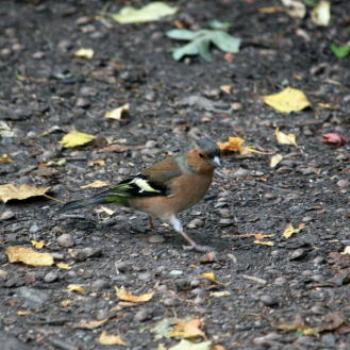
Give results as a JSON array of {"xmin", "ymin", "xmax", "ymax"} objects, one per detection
[
  {"xmin": 0, "ymin": 184, "xmax": 50, "ymax": 203},
  {"xmin": 105, "ymin": 104, "xmax": 129, "ymax": 120},
  {"xmin": 74, "ymin": 319, "xmax": 108, "ymax": 329},
  {"xmin": 170, "ymin": 319, "xmax": 206, "ymax": 339},
  {"xmin": 67, "ymin": 284, "xmax": 86, "ymax": 295},
  {"xmin": 270, "ymin": 154, "xmax": 283, "ymax": 168},
  {"xmin": 275, "ymin": 128, "xmax": 298, "ymax": 146},
  {"xmin": 80, "ymin": 180, "xmax": 110, "ymax": 189},
  {"xmin": 5, "ymin": 246, "xmax": 54, "ymax": 267},
  {"xmin": 98, "ymin": 331, "xmax": 127, "ymax": 346},
  {"xmin": 282, "ymin": 223, "xmax": 305, "ymax": 238},
  {"xmin": 115, "ymin": 287, "xmax": 154, "ymax": 303},
  {"xmin": 31, "ymin": 240, "xmax": 45, "ymax": 249},
  {"xmin": 56, "ymin": 262, "xmax": 71, "ymax": 270}
]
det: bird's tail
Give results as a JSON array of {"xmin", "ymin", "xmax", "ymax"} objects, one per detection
[{"xmin": 58, "ymin": 183, "xmax": 131, "ymax": 214}]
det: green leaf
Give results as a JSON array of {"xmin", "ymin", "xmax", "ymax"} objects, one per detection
[
  {"xmin": 330, "ymin": 43, "xmax": 350, "ymax": 59},
  {"xmin": 167, "ymin": 26, "xmax": 241, "ymax": 62},
  {"xmin": 209, "ymin": 31, "xmax": 241, "ymax": 53},
  {"xmin": 208, "ymin": 19, "xmax": 231, "ymax": 31},
  {"xmin": 166, "ymin": 29, "xmax": 199, "ymax": 41},
  {"xmin": 112, "ymin": 2, "xmax": 177, "ymax": 24}
]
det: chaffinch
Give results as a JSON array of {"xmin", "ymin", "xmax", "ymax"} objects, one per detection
[{"xmin": 59, "ymin": 138, "xmax": 221, "ymax": 252}]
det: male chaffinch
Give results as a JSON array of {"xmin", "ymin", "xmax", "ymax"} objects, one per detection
[{"xmin": 59, "ymin": 138, "xmax": 221, "ymax": 252}]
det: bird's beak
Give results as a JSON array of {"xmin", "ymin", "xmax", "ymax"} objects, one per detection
[{"xmin": 212, "ymin": 156, "xmax": 221, "ymax": 167}]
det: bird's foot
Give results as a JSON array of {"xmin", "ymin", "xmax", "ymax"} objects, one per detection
[{"xmin": 183, "ymin": 244, "xmax": 214, "ymax": 253}]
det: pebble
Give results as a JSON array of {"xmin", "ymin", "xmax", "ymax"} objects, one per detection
[
  {"xmin": 91, "ymin": 279, "xmax": 110, "ymax": 290},
  {"xmin": 274, "ymin": 276, "xmax": 287, "ymax": 286},
  {"xmin": 57, "ymin": 233, "xmax": 75, "ymax": 248},
  {"xmin": 232, "ymin": 167, "xmax": 249, "ymax": 177},
  {"xmin": 260, "ymin": 294, "xmax": 278, "ymax": 307},
  {"xmin": 148, "ymin": 235, "xmax": 165, "ymax": 244},
  {"xmin": 219, "ymin": 218, "xmax": 233, "ymax": 227},
  {"xmin": 17, "ymin": 287, "xmax": 49, "ymax": 308},
  {"xmin": 289, "ymin": 248, "xmax": 306, "ymax": 260},
  {"xmin": 44, "ymin": 271, "xmax": 59, "ymax": 283},
  {"xmin": 75, "ymin": 97, "xmax": 90, "ymax": 108},
  {"xmin": 0, "ymin": 269, "xmax": 8, "ymax": 280},
  {"xmin": 0, "ymin": 210, "xmax": 15, "ymax": 221},
  {"xmin": 162, "ymin": 297, "xmax": 177, "ymax": 306},
  {"xmin": 29, "ymin": 223, "xmax": 40, "ymax": 234},
  {"xmin": 337, "ymin": 179, "xmax": 348, "ymax": 188},
  {"xmin": 138, "ymin": 272, "xmax": 152, "ymax": 281},
  {"xmin": 115, "ymin": 261, "xmax": 132, "ymax": 273},
  {"xmin": 134, "ymin": 308, "xmax": 153, "ymax": 322},
  {"xmin": 69, "ymin": 247, "xmax": 102, "ymax": 261},
  {"xmin": 169, "ymin": 270, "xmax": 183, "ymax": 278},
  {"xmin": 187, "ymin": 218, "xmax": 203, "ymax": 229},
  {"xmin": 217, "ymin": 208, "xmax": 231, "ymax": 218}
]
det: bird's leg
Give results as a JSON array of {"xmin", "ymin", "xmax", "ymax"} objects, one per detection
[
  {"xmin": 168, "ymin": 216, "xmax": 213, "ymax": 253},
  {"xmin": 148, "ymin": 216, "xmax": 155, "ymax": 230}
]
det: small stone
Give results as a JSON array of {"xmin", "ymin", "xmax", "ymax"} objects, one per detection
[
  {"xmin": 148, "ymin": 235, "xmax": 165, "ymax": 244},
  {"xmin": 337, "ymin": 179, "xmax": 349, "ymax": 188},
  {"xmin": 232, "ymin": 167, "xmax": 249, "ymax": 177},
  {"xmin": 289, "ymin": 248, "xmax": 306, "ymax": 260},
  {"xmin": 274, "ymin": 277, "xmax": 287, "ymax": 286},
  {"xmin": 0, "ymin": 269, "xmax": 8, "ymax": 280},
  {"xmin": 75, "ymin": 97, "xmax": 90, "ymax": 108},
  {"xmin": 187, "ymin": 218, "xmax": 203, "ymax": 229},
  {"xmin": 17, "ymin": 287, "xmax": 49, "ymax": 308},
  {"xmin": 162, "ymin": 297, "xmax": 177, "ymax": 306},
  {"xmin": 29, "ymin": 223, "xmax": 40, "ymax": 234},
  {"xmin": 169, "ymin": 270, "xmax": 183, "ymax": 278},
  {"xmin": 57, "ymin": 233, "xmax": 75, "ymax": 248},
  {"xmin": 32, "ymin": 51, "xmax": 45, "ymax": 59},
  {"xmin": 91, "ymin": 279, "xmax": 109, "ymax": 290},
  {"xmin": 260, "ymin": 294, "xmax": 278, "ymax": 307},
  {"xmin": 44, "ymin": 271, "xmax": 58, "ymax": 283},
  {"xmin": 200, "ymin": 251, "xmax": 217, "ymax": 264},
  {"xmin": 217, "ymin": 208, "xmax": 231, "ymax": 218},
  {"xmin": 134, "ymin": 308, "xmax": 153, "ymax": 322},
  {"xmin": 253, "ymin": 332, "xmax": 282, "ymax": 346},
  {"xmin": 219, "ymin": 218, "xmax": 233, "ymax": 227},
  {"xmin": 138, "ymin": 272, "xmax": 152, "ymax": 281},
  {"xmin": 0, "ymin": 210, "xmax": 15, "ymax": 221},
  {"xmin": 69, "ymin": 247, "xmax": 102, "ymax": 261},
  {"xmin": 321, "ymin": 334, "xmax": 336, "ymax": 347}
]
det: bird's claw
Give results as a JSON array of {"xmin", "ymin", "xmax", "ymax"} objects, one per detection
[{"xmin": 183, "ymin": 244, "xmax": 214, "ymax": 253}]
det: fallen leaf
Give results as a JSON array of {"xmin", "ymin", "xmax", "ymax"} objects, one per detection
[
  {"xmin": 282, "ymin": 223, "xmax": 305, "ymax": 238},
  {"xmin": 0, "ymin": 121, "xmax": 15, "ymax": 138},
  {"xmin": 5, "ymin": 246, "xmax": 54, "ymax": 267},
  {"xmin": 275, "ymin": 128, "xmax": 298, "ymax": 146},
  {"xmin": 67, "ymin": 284, "xmax": 86, "ymax": 295},
  {"xmin": 56, "ymin": 262, "xmax": 71, "ymax": 270},
  {"xmin": 220, "ymin": 85, "xmax": 233, "ymax": 94},
  {"xmin": 218, "ymin": 136, "xmax": 268, "ymax": 155},
  {"xmin": 198, "ymin": 272, "xmax": 218, "ymax": 284},
  {"xmin": 74, "ymin": 319, "xmax": 108, "ymax": 329},
  {"xmin": 31, "ymin": 240, "xmax": 45, "ymax": 249},
  {"xmin": 112, "ymin": 2, "xmax": 177, "ymax": 24},
  {"xmin": 98, "ymin": 331, "xmax": 127, "ymax": 346},
  {"xmin": 254, "ymin": 240, "xmax": 274, "ymax": 247},
  {"xmin": 209, "ymin": 291, "xmax": 231, "ymax": 298},
  {"xmin": 152, "ymin": 318, "xmax": 174, "ymax": 339},
  {"xmin": 258, "ymin": 6, "xmax": 283, "ymax": 14},
  {"xmin": 17, "ymin": 309, "xmax": 32, "ymax": 316},
  {"xmin": 0, "ymin": 184, "xmax": 50, "ymax": 203},
  {"xmin": 341, "ymin": 246, "xmax": 350, "ymax": 255},
  {"xmin": 277, "ymin": 322, "xmax": 319, "ymax": 336},
  {"xmin": 311, "ymin": 0, "xmax": 331, "ymax": 26},
  {"xmin": 105, "ymin": 103, "xmax": 130, "ymax": 120},
  {"xmin": 170, "ymin": 319, "xmax": 205, "ymax": 339},
  {"xmin": 80, "ymin": 180, "xmax": 110, "ymax": 189},
  {"xmin": 281, "ymin": 0, "xmax": 306, "ymax": 19},
  {"xmin": 59, "ymin": 131, "xmax": 95, "ymax": 148},
  {"xmin": 0, "ymin": 154, "xmax": 12, "ymax": 164},
  {"xmin": 115, "ymin": 287, "xmax": 154, "ymax": 303},
  {"xmin": 330, "ymin": 43, "xmax": 350, "ymax": 59},
  {"xmin": 98, "ymin": 144, "xmax": 133, "ymax": 153},
  {"xmin": 270, "ymin": 154, "xmax": 283, "ymax": 168},
  {"xmin": 169, "ymin": 339, "xmax": 211, "ymax": 350},
  {"xmin": 263, "ymin": 87, "xmax": 310, "ymax": 114},
  {"xmin": 322, "ymin": 133, "xmax": 347, "ymax": 147},
  {"xmin": 73, "ymin": 48, "xmax": 94, "ymax": 59}
]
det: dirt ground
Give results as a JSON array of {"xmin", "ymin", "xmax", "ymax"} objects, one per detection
[{"xmin": 1, "ymin": 0, "xmax": 350, "ymax": 349}]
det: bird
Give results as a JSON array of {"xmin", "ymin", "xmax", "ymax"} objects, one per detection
[{"xmin": 58, "ymin": 138, "xmax": 221, "ymax": 252}]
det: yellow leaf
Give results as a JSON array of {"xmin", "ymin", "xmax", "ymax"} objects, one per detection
[
  {"xmin": 5, "ymin": 246, "xmax": 54, "ymax": 267},
  {"xmin": 67, "ymin": 284, "xmax": 86, "ymax": 294},
  {"xmin": 31, "ymin": 240, "xmax": 45, "ymax": 249},
  {"xmin": 0, "ymin": 184, "xmax": 50, "ymax": 203},
  {"xmin": 73, "ymin": 48, "xmax": 94, "ymax": 59},
  {"xmin": 80, "ymin": 180, "xmax": 110, "ymax": 189},
  {"xmin": 282, "ymin": 223, "xmax": 305, "ymax": 239},
  {"xmin": 0, "ymin": 154, "xmax": 12, "ymax": 164},
  {"xmin": 254, "ymin": 233, "xmax": 274, "ymax": 240},
  {"xmin": 263, "ymin": 87, "xmax": 310, "ymax": 114},
  {"xmin": 270, "ymin": 154, "xmax": 283, "ymax": 168},
  {"xmin": 218, "ymin": 136, "xmax": 245, "ymax": 152},
  {"xmin": 75, "ymin": 319, "xmax": 108, "ymax": 329},
  {"xmin": 112, "ymin": 2, "xmax": 177, "ymax": 24},
  {"xmin": 17, "ymin": 309, "xmax": 32, "ymax": 316},
  {"xmin": 311, "ymin": 0, "xmax": 330, "ymax": 27},
  {"xmin": 56, "ymin": 262, "xmax": 71, "ymax": 270},
  {"xmin": 169, "ymin": 339, "xmax": 211, "ymax": 350},
  {"xmin": 59, "ymin": 131, "xmax": 95, "ymax": 148},
  {"xmin": 170, "ymin": 319, "xmax": 205, "ymax": 339},
  {"xmin": 98, "ymin": 331, "xmax": 127, "ymax": 346},
  {"xmin": 115, "ymin": 287, "xmax": 154, "ymax": 303},
  {"xmin": 254, "ymin": 240, "xmax": 274, "ymax": 247},
  {"xmin": 275, "ymin": 128, "xmax": 298, "ymax": 146},
  {"xmin": 105, "ymin": 103, "xmax": 130, "ymax": 120},
  {"xmin": 198, "ymin": 272, "xmax": 218, "ymax": 284}
]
